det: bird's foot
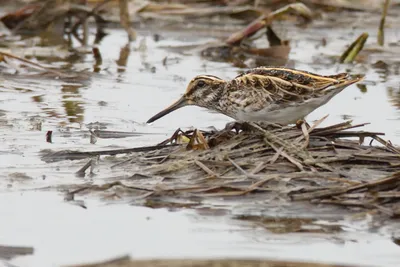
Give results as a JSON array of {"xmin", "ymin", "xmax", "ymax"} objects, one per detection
[
  {"xmin": 296, "ymin": 119, "xmax": 311, "ymax": 130},
  {"xmin": 224, "ymin": 121, "xmax": 253, "ymax": 133}
]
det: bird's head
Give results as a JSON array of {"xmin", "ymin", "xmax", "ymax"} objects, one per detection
[{"xmin": 146, "ymin": 75, "xmax": 225, "ymax": 124}]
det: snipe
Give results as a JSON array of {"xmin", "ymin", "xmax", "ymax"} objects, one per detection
[{"xmin": 146, "ymin": 67, "xmax": 364, "ymax": 125}]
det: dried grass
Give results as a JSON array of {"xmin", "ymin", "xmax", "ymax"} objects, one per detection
[{"xmin": 62, "ymin": 119, "xmax": 400, "ymax": 218}]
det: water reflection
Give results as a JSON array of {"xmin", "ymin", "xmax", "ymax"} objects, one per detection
[
  {"xmin": 116, "ymin": 43, "xmax": 131, "ymax": 73},
  {"xmin": 61, "ymin": 84, "xmax": 84, "ymax": 123},
  {"xmin": 92, "ymin": 47, "xmax": 102, "ymax": 73},
  {"xmin": 376, "ymin": 62, "xmax": 400, "ymax": 117},
  {"xmin": 31, "ymin": 95, "xmax": 43, "ymax": 103},
  {"xmin": 356, "ymin": 83, "xmax": 368, "ymax": 93}
]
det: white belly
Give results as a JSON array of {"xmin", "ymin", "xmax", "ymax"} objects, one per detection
[{"xmin": 234, "ymin": 93, "xmax": 335, "ymax": 124}]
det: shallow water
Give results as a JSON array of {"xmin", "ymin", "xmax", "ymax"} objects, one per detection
[
  {"xmin": 2, "ymin": 192, "xmax": 400, "ymax": 267},
  {"xmin": 1, "ymin": 9, "xmax": 400, "ymax": 267}
]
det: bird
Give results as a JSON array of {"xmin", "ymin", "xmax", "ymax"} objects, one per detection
[{"xmin": 146, "ymin": 67, "xmax": 364, "ymax": 125}]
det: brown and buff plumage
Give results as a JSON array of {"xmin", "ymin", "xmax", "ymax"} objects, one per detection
[{"xmin": 146, "ymin": 67, "xmax": 364, "ymax": 125}]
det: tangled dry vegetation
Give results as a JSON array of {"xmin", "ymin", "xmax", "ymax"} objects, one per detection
[{"xmin": 48, "ymin": 117, "xmax": 400, "ymax": 218}]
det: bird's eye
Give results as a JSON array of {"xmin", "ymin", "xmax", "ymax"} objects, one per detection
[{"xmin": 197, "ymin": 80, "xmax": 206, "ymax": 88}]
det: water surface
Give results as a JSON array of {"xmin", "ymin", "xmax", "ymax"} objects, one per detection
[{"xmin": 1, "ymin": 10, "xmax": 400, "ymax": 267}]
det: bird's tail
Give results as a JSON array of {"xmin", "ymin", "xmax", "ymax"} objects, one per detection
[{"xmin": 330, "ymin": 74, "xmax": 365, "ymax": 91}]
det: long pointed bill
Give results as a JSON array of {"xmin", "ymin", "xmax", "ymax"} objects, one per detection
[{"xmin": 146, "ymin": 97, "xmax": 189, "ymax": 124}]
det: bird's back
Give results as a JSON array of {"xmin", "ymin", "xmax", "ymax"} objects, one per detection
[{"xmin": 218, "ymin": 67, "xmax": 363, "ymax": 123}]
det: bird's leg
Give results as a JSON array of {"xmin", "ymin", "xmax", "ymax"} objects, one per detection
[
  {"xmin": 225, "ymin": 121, "xmax": 284, "ymax": 133},
  {"xmin": 224, "ymin": 121, "xmax": 256, "ymax": 133},
  {"xmin": 224, "ymin": 121, "xmax": 240, "ymax": 133}
]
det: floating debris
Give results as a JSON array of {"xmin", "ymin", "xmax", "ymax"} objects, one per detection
[
  {"xmin": 52, "ymin": 118, "xmax": 400, "ymax": 219},
  {"xmin": 66, "ymin": 255, "xmax": 360, "ymax": 267},
  {"xmin": 225, "ymin": 3, "xmax": 313, "ymax": 45},
  {"xmin": 40, "ymin": 144, "xmax": 179, "ymax": 163},
  {"xmin": 339, "ymin": 33, "xmax": 369, "ymax": 63},
  {"xmin": 0, "ymin": 244, "xmax": 34, "ymax": 260},
  {"xmin": 377, "ymin": 0, "xmax": 391, "ymax": 46},
  {"xmin": 0, "ymin": 51, "xmax": 89, "ymax": 80}
]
